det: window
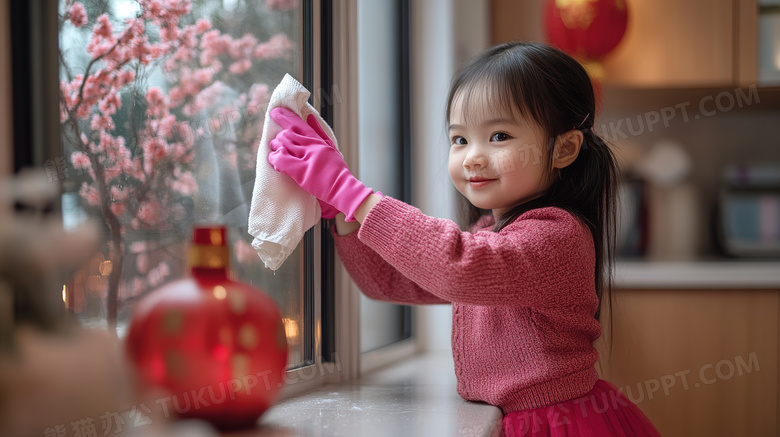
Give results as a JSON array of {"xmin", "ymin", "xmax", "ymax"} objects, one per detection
[
  {"xmin": 54, "ymin": 0, "xmax": 310, "ymax": 368},
  {"xmin": 11, "ymin": 0, "xmax": 416, "ymax": 396}
]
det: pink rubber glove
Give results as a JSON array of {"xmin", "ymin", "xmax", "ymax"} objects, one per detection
[
  {"xmin": 268, "ymin": 107, "xmax": 374, "ymax": 222},
  {"xmin": 318, "ymin": 200, "xmax": 340, "ymax": 220}
]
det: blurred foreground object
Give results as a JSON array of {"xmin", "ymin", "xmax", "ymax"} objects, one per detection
[
  {"xmin": 126, "ymin": 225, "xmax": 289, "ymax": 430},
  {"xmin": 0, "ymin": 170, "xmax": 122, "ymax": 435},
  {"xmin": 0, "ymin": 169, "xmax": 96, "ymax": 339},
  {"xmin": 0, "ymin": 170, "xmax": 178, "ymax": 437}
]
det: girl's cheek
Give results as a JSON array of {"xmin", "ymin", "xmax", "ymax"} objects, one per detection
[{"xmin": 447, "ymin": 155, "xmax": 463, "ymax": 182}]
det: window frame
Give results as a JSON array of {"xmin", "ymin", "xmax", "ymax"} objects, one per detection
[{"xmin": 0, "ymin": 1, "xmax": 11, "ymax": 177}]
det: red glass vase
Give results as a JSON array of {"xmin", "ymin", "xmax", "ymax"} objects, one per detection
[{"xmin": 125, "ymin": 226, "xmax": 288, "ymax": 429}]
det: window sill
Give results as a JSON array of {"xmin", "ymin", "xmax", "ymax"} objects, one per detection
[{"xmin": 241, "ymin": 351, "xmax": 503, "ymax": 436}]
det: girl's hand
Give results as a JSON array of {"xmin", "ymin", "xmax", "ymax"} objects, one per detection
[
  {"xmin": 268, "ymin": 107, "xmax": 374, "ymax": 222},
  {"xmin": 334, "ymin": 212, "xmax": 361, "ymax": 236}
]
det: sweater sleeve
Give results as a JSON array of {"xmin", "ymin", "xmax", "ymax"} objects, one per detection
[
  {"xmin": 331, "ymin": 226, "xmax": 450, "ymax": 305},
  {"xmin": 355, "ymin": 197, "xmax": 596, "ymax": 307}
]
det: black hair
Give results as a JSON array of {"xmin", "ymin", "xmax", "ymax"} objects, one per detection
[{"xmin": 445, "ymin": 42, "xmax": 618, "ymax": 325}]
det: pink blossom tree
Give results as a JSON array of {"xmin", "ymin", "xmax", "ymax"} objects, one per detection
[{"xmin": 59, "ymin": 0, "xmax": 295, "ymax": 326}]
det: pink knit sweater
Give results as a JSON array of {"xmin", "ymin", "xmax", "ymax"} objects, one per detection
[{"xmin": 332, "ymin": 196, "xmax": 602, "ymax": 413}]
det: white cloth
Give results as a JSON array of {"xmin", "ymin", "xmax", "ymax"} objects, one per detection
[{"xmin": 248, "ymin": 74, "xmax": 337, "ymax": 270}]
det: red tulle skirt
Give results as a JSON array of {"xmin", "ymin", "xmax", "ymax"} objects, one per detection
[{"xmin": 502, "ymin": 379, "xmax": 661, "ymax": 437}]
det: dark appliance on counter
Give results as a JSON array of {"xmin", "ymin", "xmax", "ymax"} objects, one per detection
[
  {"xmin": 616, "ymin": 176, "xmax": 650, "ymax": 258},
  {"xmin": 716, "ymin": 163, "xmax": 780, "ymax": 258}
]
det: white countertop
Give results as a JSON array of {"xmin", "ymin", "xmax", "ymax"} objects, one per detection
[
  {"xmin": 614, "ymin": 260, "xmax": 780, "ymax": 289},
  {"xmin": 242, "ymin": 353, "xmax": 502, "ymax": 437}
]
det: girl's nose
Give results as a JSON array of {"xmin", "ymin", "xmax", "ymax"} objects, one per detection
[{"xmin": 463, "ymin": 149, "xmax": 488, "ymax": 172}]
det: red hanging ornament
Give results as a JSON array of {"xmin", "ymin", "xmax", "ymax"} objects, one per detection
[
  {"xmin": 544, "ymin": 0, "xmax": 629, "ymax": 62},
  {"xmin": 125, "ymin": 226, "xmax": 288, "ymax": 429}
]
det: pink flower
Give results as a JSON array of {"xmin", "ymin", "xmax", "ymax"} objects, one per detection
[
  {"xmin": 79, "ymin": 182, "xmax": 100, "ymax": 206},
  {"xmin": 110, "ymin": 202, "xmax": 126, "ymax": 216},
  {"xmin": 192, "ymin": 67, "xmax": 215, "ymax": 85},
  {"xmin": 118, "ymin": 69, "xmax": 136, "ymax": 86},
  {"xmin": 173, "ymin": 46, "xmax": 194, "ymax": 63},
  {"xmin": 195, "ymin": 18, "xmax": 211, "ymax": 33},
  {"xmin": 156, "ymin": 114, "xmax": 177, "ymax": 138},
  {"xmin": 148, "ymin": 42, "xmax": 172, "ymax": 60},
  {"xmin": 200, "ymin": 30, "xmax": 229, "ymax": 56},
  {"xmin": 137, "ymin": 200, "xmax": 168, "ymax": 227},
  {"xmin": 171, "ymin": 122, "xmax": 195, "ymax": 148},
  {"xmin": 267, "ymin": 0, "xmax": 297, "ymax": 11},
  {"xmin": 129, "ymin": 241, "xmax": 148, "ymax": 254},
  {"xmin": 129, "ymin": 156, "xmax": 143, "ymax": 178},
  {"xmin": 93, "ymin": 14, "xmax": 113, "ymax": 39},
  {"xmin": 253, "ymin": 33, "xmax": 294, "ymax": 59},
  {"xmin": 228, "ymin": 58, "xmax": 251, "ymax": 75},
  {"xmin": 168, "ymin": 86, "xmax": 185, "ymax": 105},
  {"xmin": 98, "ymin": 91, "xmax": 122, "ymax": 115},
  {"xmin": 76, "ymin": 105, "xmax": 92, "ymax": 120},
  {"xmin": 229, "ymin": 34, "xmax": 258, "ymax": 59},
  {"xmin": 172, "ymin": 170, "xmax": 197, "ymax": 196},
  {"xmin": 179, "ymin": 27, "xmax": 199, "ymax": 49},
  {"xmin": 147, "ymin": 262, "xmax": 170, "ymax": 287},
  {"xmin": 110, "ymin": 186, "xmax": 128, "ymax": 201},
  {"xmin": 158, "ymin": 261, "xmax": 170, "ymax": 277},
  {"xmin": 60, "ymin": 104, "xmax": 69, "ymax": 123},
  {"xmin": 98, "ymin": 130, "xmax": 121, "ymax": 153},
  {"xmin": 69, "ymin": 2, "xmax": 88, "ymax": 28},
  {"xmin": 145, "ymin": 87, "xmax": 170, "ymax": 117},
  {"xmin": 184, "ymin": 81, "xmax": 224, "ymax": 117},
  {"xmin": 248, "ymin": 83, "xmax": 270, "ymax": 109},
  {"xmin": 71, "ymin": 152, "xmax": 91, "ymax": 169},
  {"xmin": 132, "ymin": 277, "xmax": 146, "ymax": 296},
  {"xmin": 90, "ymin": 114, "xmax": 114, "ymax": 130},
  {"xmin": 136, "ymin": 253, "xmax": 149, "ymax": 274},
  {"xmin": 142, "ymin": 137, "xmax": 168, "ymax": 163}
]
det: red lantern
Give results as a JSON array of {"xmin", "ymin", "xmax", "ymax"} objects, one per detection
[
  {"xmin": 125, "ymin": 226, "xmax": 288, "ymax": 429},
  {"xmin": 544, "ymin": 0, "xmax": 629, "ymax": 61}
]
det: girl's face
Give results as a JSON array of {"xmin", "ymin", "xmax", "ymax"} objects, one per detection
[{"xmin": 448, "ymin": 87, "xmax": 553, "ymax": 219}]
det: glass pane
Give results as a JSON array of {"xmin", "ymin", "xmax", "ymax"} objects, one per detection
[
  {"xmin": 357, "ymin": 0, "xmax": 409, "ymax": 353},
  {"xmin": 57, "ymin": 0, "xmax": 306, "ymax": 368}
]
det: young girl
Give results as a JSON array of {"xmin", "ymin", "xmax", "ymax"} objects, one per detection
[{"xmin": 267, "ymin": 42, "xmax": 661, "ymax": 436}]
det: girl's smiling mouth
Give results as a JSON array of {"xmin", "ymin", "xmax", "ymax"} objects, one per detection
[{"xmin": 468, "ymin": 177, "xmax": 497, "ymax": 188}]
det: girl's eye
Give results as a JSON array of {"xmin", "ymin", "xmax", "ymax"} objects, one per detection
[
  {"xmin": 452, "ymin": 136, "xmax": 467, "ymax": 145},
  {"xmin": 491, "ymin": 132, "xmax": 510, "ymax": 142}
]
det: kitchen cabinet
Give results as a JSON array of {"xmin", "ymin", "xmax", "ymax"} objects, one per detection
[
  {"xmin": 596, "ymin": 288, "xmax": 778, "ymax": 437},
  {"xmin": 490, "ymin": 0, "xmax": 759, "ymax": 87}
]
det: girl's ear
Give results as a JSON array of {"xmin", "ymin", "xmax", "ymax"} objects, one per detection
[{"xmin": 552, "ymin": 129, "xmax": 584, "ymax": 169}]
